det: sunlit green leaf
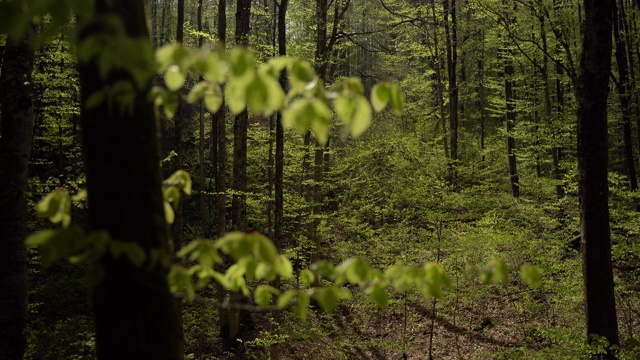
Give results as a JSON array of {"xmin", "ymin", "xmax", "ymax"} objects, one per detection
[
  {"xmin": 299, "ymin": 269, "xmax": 315, "ymax": 286},
  {"xmin": 371, "ymin": 82, "xmax": 389, "ymax": 113},
  {"xmin": 165, "ymin": 65, "xmax": 185, "ymax": 91}
]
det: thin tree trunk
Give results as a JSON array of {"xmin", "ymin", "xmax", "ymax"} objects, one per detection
[
  {"xmin": 614, "ymin": 0, "xmax": 638, "ymax": 190},
  {"xmin": 577, "ymin": 0, "xmax": 619, "ymax": 355},
  {"xmin": 77, "ymin": 1, "xmax": 183, "ymax": 358},
  {"xmin": 271, "ymin": 4, "xmax": 288, "ymax": 358},
  {"xmin": 198, "ymin": 0, "xmax": 207, "ymax": 235},
  {"xmin": 173, "ymin": 0, "xmax": 185, "ymax": 253},
  {"xmin": 505, "ymin": 52, "xmax": 519, "ymax": 198},
  {"xmin": 214, "ymin": 0, "xmax": 229, "ymax": 342},
  {"xmin": 430, "ymin": 0, "xmax": 449, "ymax": 159},
  {"xmin": 443, "ymin": 0, "xmax": 459, "ymax": 182},
  {"xmin": 0, "ymin": 27, "xmax": 35, "ymax": 360}
]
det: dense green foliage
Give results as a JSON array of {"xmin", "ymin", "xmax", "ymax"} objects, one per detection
[{"xmin": 2, "ymin": 0, "xmax": 640, "ymax": 359}]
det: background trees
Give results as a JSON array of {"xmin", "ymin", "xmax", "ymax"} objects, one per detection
[{"xmin": 2, "ymin": 0, "xmax": 640, "ymax": 358}]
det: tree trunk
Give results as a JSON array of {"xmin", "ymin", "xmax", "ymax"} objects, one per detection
[
  {"xmin": 77, "ymin": 1, "xmax": 183, "ymax": 359},
  {"xmin": 505, "ymin": 51, "xmax": 519, "ymax": 198},
  {"xmin": 197, "ymin": 0, "xmax": 207, "ymax": 236},
  {"xmin": 577, "ymin": 0, "xmax": 619, "ymax": 355},
  {"xmin": 443, "ymin": 0, "xmax": 459, "ymax": 182},
  {"xmin": 172, "ymin": 0, "xmax": 185, "ymax": 253},
  {"xmin": 613, "ymin": 0, "xmax": 638, "ymax": 190},
  {"xmin": 0, "ymin": 27, "xmax": 35, "ymax": 360},
  {"xmin": 214, "ymin": 0, "xmax": 230, "ymax": 342}
]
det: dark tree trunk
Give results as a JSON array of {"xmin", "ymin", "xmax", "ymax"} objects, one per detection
[
  {"xmin": 197, "ymin": 0, "xmax": 207, "ymax": 235},
  {"xmin": 430, "ymin": 0, "xmax": 449, "ymax": 159},
  {"xmin": 77, "ymin": 1, "xmax": 183, "ymax": 359},
  {"xmin": 214, "ymin": 0, "xmax": 229, "ymax": 342},
  {"xmin": 0, "ymin": 28, "xmax": 34, "ymax": 360},
  {"xmin": 505, "ymin": 52, "xmax": 519, "ymax": 198},
  {"xmin": 577, "ymin": 0, "xmax": 619, "ymax": 355},
  {"xmin": 613, "ymin": 0, "xmax": 638, "ymax": 190},
  {"xmin": 271, "ymin": 4, "xmax": 288, "ymax": 359}
]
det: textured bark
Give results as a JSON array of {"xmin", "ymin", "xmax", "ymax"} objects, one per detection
[
  {"xmin": 613, "ymin": 0, "xmax": 638, "ymax": 190},
  {"xmin": 0, "ymin": 28, "xmax": 34, "ymax": 360},
  {"xmin": 77, "ymin": 1, "xmax": 182, "ymax": 359},
  {"xmin": 577, "ymin": 0, "xmax": 619, "ymax": 354}
]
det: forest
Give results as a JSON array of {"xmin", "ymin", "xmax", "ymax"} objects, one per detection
[{"xmin": 0, "ymin": 0, "xmax": 639, "ymax": 359}]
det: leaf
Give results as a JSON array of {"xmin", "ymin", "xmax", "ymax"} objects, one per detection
[
  {"xmin": 299, "ymin": 269, "xmax": 315, "ymax": 286},
  {"xmin": 254, "ymin": 285, "xmax": 279, "ymax": 307},
  {"xmin": 25, "ymin": 230, "xmax": 57, "ymax": 247},
  {"xmin": 164, "ymin": 201, "xmax": 175, "ymax": 224},
  {"xmin": 520, "ymin": 264, "xmax": 542, "ymax": 289},
  {"xmin": 289, "ymin": 59, "xmax": 316, "ymax": 94},
  {"xmin": 367, "ymin": 284, "xmax": 388, "ymax": 307},
  {"xmin": 388, "ymin": 83, "xmax": 405, "ymax": 114},
  {"xmin": 165, "ymin": 65, "xmax": 185, "ymax": 91},
  {"xmin": 225, "ymin": 79, "xmax": 247, "ymax": 115},
  {"xmin": 313, "ymin": 286, "xmax": 351, "ymax": 313},
  {"xmin": 282, "ymin": 98, "xmax": 331, "ymax": 145},
  {"xmin": 295, "ymin": 291, "xmax": 311, "ymax": 321},
  {"xmin": 371, "ymin": 82, "xmax": 389, "ymax": 113},
  {"xmin": 334, "ymin": 95, "xmax": 372, "ymax": 138},
  {"xmin": 277, "ymin": 290, "xmax": 297, "ymax": 309},
  {"xmin": 203, "ymin": 84, "xmax": 223, "ymax": 113},
  {"xmin": 253, "ymin": 234, "xmax": 278, "ymax": 264}
]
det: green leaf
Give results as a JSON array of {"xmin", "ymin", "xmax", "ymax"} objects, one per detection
[
  {"xmin": 520, "ymin": 264, "xmax": 542, "ymax": 289},
  {"xmin": 225, "ymin": 79, "xmax": 247, "ymax": 115},
  {"xmin": 255, "ymin": 285, "xmax": 279, "ymax": 307},
  {"xmin": 388, "ymin": 83, "xmax": 405, "ymax": 114},
  {"xmin": 334, "ymin": 95, "xmax": 372, "ymax": 138},
  {"xmin": 163, "ymin": 91, "xmax": 180, "ymax": 118},
  {"xmin": 203, "ymin": 84, "xmax": 223, "ymax": 113},
  {"xmin": 25, "ymin": 230, "xmax": 57, "ymax": 247},
  {"xmin": 295, "ymin": 291, "xmax": 311, "ymax": 321},
  {"xmin": 371, "ymin": 82, "xmax": 390, "ymax": 113},
  {"xmin": 277, "ymin": 290, "xmax": 297, "ymax": 309},
  {"xmin": 367, "ymin": 284, "xmax": 388, "ymax": 307},
  {"xmin": 289, "ymin": 59, "xmax": 316, "ymax": 94},
  {"xmin": 282, "ymin": 98, "xmax": 331, "ymax": 145},
  {"xmin": 336, "ymin": 257, "xmax": 369, "ymax": 286},
  {"xmin": 164, "ymin": 201, "xmax": 175, "ymax": 224},
  {"xmin": 229, "ymin": 47, "xmax": 256, "ymax": 84},
  {"xmin": 36, "ymin": 189, "xmax": 72, "ymax": 227},
  {"xmin": 252, "ymin": 234, "xmax": 278, "ymax": 264},
  {"xmin": 299, "ymin": 269, "xmax": 315, "ymax": 286},
  {"xmin": 165, "ymin": 65, "xmax": 185, "ymax": 91},
  {"xmin": 313, "ymin": 286, "xmax": 351, "ymax": 313}
]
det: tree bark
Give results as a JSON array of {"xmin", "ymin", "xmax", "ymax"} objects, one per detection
[
  {"xmin": 577, "ymin": 0, "xmax": 619, "ymax": 355},
  {"xmin": 77, "ymin": 1, "xmax": 182, "ymax": 359},
  {"xmin": 443, "ymin": 0, "xmax": 459, "ymax": 182},
  {"xmin": 0, "ymin": 27, "xmax": 35, "ymax": 360},
  {"xmin": 613, "ymin": 0, "xmax": 638, "ymax": 190}
]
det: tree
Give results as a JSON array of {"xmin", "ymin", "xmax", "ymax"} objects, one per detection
[
  {"xmin": 0, "ymin": 27, "xmax": 35, "ymax": 360},
  {"xmin": 577, "ymin": 0, "xmax": 619, "ymax": 355},
  {"xmin": 76, "ymin": 1, "xmax": 182, "ymax": 358}
]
